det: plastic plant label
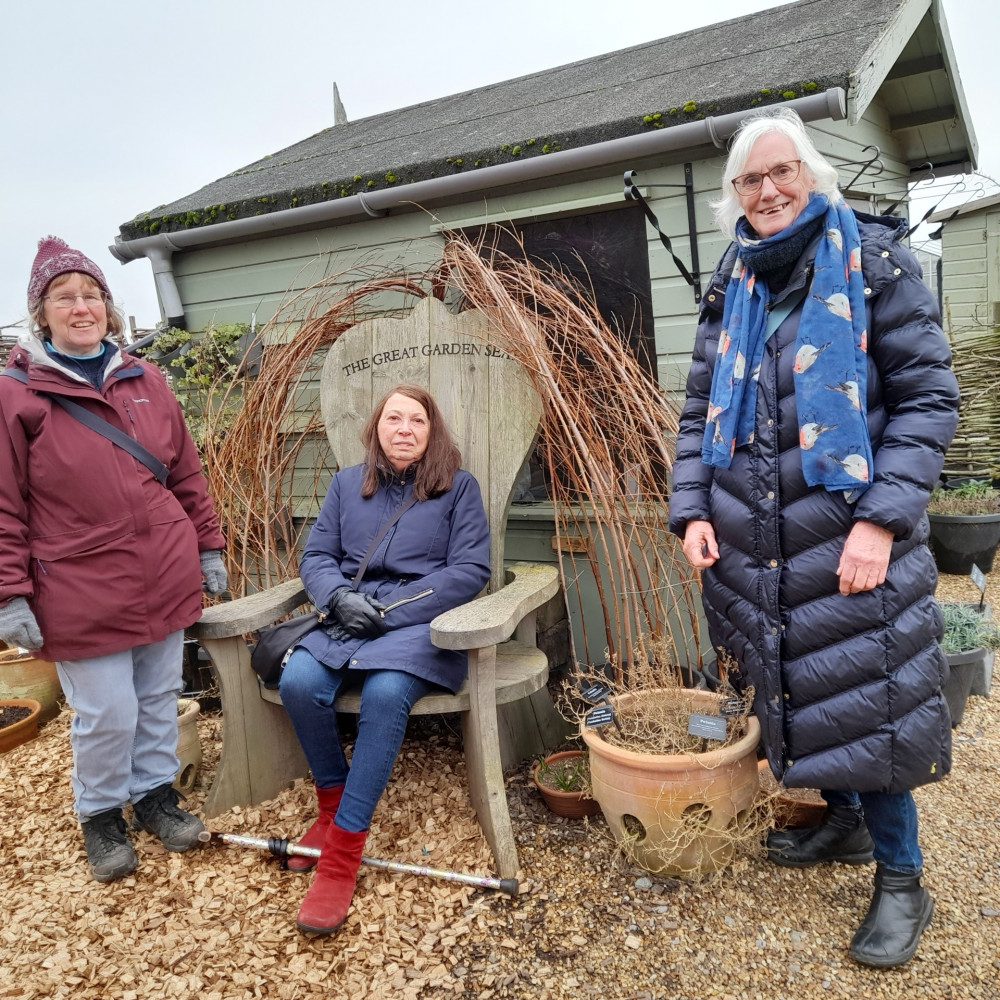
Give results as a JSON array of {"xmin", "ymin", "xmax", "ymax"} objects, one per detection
[
  {"xmin": 581, "ymin": 682, "xmax": 613, "ymax": 703},
  {"xmin": 719, "ymin": 697, "xmax": 744, "ymax": 718},
  {"xmin": 585, "ymin": 704, "xmax": 616, "ymax": 729},
  {"xmin": 970, "ymin": 563, "xmax": 987, "ymax": 594},
  {"xmin": 688, "ymin": 712, "xmax": 728, "ymax": 741}
]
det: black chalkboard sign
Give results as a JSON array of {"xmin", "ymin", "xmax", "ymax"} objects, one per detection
[{"xmin": 585, "ymin": 704, "xmax": 616, "ymax": 729}]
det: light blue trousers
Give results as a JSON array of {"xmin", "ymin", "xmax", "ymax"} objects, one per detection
[{"xmin": 55, "ymin": 630, "xmax": 185, "ymax": 821}]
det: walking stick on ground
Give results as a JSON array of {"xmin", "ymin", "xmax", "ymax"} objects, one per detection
[{"xmin": 209, "ymin": 832, "xmax": 519, "ymax": 896}]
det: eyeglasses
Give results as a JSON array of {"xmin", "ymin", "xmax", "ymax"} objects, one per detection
[
  {"xmin": 731, "ymin": 160, "xmax": 802, "ymax": 196},
  {"xmin": 43, "ymin": 292, "xmax": 107, "ymax": 309}
]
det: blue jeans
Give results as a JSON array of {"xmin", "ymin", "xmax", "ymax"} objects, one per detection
[
  {"xmin": 55, "ymin": 630, "xmax": 185, "ymax": 820},
  {"xmin": 822, "ymin": 789, "xmax": 923, "ymax": 874},
  {"xmin": 279, "ymin": 648, "xmax": 434, "ymax": 833}
]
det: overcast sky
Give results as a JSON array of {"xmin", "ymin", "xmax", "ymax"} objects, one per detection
[{"xmin": 1, "ymin": 0, "xmax": 995, "ymax": 333}]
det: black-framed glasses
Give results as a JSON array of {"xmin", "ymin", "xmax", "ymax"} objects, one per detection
[
  {"xmin": 43, "ymin": 292, "xmax": 107, "ymax": 309},
  {"xmin": 731, "ymin": 160, "xmax": 802, "ymax": 196}
]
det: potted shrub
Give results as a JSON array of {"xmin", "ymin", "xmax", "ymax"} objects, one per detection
[
  {"xmin": 572, "ymin": 654, "xmax": 762, "ymax": 878},
  {"xmin": 938, "ymin": 601, "xmax": 1000, "ymax": 727},
  {"xmin": 927, "ymin": 479, "xmax": 1000, "ymax": 574},
  {"xmin": 532, "ymin": 748, "xmax": 601, "ymax": 818}
]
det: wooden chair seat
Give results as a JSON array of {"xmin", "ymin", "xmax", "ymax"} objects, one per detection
[{"xmin": 258, "ymin": 641, "xmax": 548, "ymax": 714}]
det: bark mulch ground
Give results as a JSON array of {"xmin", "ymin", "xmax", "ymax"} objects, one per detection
[{"xmin": 2, "ymin": 571, "xmax": 998, "ymax": 999}]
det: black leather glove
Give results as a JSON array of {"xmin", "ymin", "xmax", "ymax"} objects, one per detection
[{"xmin": 328, "ymin": 587, "xmax": 387, "ymax": 638}]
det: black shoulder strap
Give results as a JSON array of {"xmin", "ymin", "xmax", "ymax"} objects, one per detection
[
  {"xmin": 351, "ymin": 492, "xmax": 418, "ymax": 588},
  {"xmin": 1, "ymin": 368, "xmax": 169, "ymax": 486}
]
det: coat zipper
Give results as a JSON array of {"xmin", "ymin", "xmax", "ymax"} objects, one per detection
[{"xmin": 379, "ymin": 588, "xmax": 433, "ymax": 617}]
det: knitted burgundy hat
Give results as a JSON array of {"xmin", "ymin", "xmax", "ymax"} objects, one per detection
[{"xmin": 27, "ymin": 235, "xmax": 110, "ymax": 309}]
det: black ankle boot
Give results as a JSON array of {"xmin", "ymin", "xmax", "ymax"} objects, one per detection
[
  {"xmin": 849, "ymin": 864, "xmax": 933, "ymax": 967},
  {"xmin": 767, "ymin": 804, "xmax": 874, "ymax": 868}
]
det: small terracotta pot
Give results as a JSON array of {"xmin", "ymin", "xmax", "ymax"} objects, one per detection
[
  {"xmin": 175, "ymin": 698, "xmax": 202, "ymax": 795},
  {"xmin": 757, "ymin": 760, "xmax": 827, "ymax": 829},
  {"xmin": 0, "ymin": 647, "xmax": 63, "ymax": 724},
  {"xmin": 532, "ymin": 750, "xmax": 601, "ymax": 818},
  {"xmin": 0, "ymin": 698, "xmax": 42, "ymax": 754}
]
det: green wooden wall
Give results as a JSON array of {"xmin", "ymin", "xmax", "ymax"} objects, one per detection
[{"xmin": 939, "ymin": 204, "xmax": 1000, "ymax": 335}]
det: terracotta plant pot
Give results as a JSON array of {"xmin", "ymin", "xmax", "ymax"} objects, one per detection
[
  {"xmin": 0, "ymin": 646, "xmax": 63, "ymax": 724},
  {"xmin": 532, "ymin": 749, "xmax": 601, "ymax": 818},
  {"xmin": 757, "ymin": 759, "xmax": 826, "ymax": 829},
  {"xmin": 581, "ymin": 688, "xmax": 760, "ymax": 876},
  {"xmin": 174, "ymin": 698, "xmax": 202, "ymax": 795},
  {"xmin": 0, "ymin": 698, "xmax": 42, "ymax": 754}
]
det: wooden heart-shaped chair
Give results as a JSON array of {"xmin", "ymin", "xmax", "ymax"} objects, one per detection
[{"xmin": 190, "ymin": 295, "xmax": 562, "ymax": 877}]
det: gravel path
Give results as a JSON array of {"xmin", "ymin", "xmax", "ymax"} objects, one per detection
[{"xmin": 2, "ymin": 572, "xmax": 998, "ymax": 999}]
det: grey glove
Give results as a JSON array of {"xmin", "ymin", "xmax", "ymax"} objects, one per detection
[
  {"xmin": 200, "ymin": 550, "xmax": 228, "ymax": 595},
  {"xmin": 328, "ymin": 586, "xmax": 387, "ymax": 638},
  {"xmin": 0, "ymin": 597, "xmax": 43, "ymax": 651}
]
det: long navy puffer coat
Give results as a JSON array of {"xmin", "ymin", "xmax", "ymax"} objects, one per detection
[{"xmin": 668, "ymin": 211, "xmax": 960, "ymax": 794}]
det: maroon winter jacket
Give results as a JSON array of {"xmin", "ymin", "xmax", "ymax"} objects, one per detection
[{"xmin": 0, "ymin": 336, "xmax": 225, "ymax": 661}]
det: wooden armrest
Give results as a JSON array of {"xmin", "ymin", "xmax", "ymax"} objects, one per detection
[
  {"xmin": 189, "ymin": 578, "xmax": 308, "ymax": 640},
  {"xmin": 430, "ymin": 561, "xmax": 559, "ymax": 650}
]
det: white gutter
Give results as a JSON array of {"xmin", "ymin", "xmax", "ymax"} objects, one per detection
[{"xmin": 110, "ymin": 88, "xmax": 846, "ymax": 327}]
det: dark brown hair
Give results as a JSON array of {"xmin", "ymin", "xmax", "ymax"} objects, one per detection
[{"xmin": 360, "ymin": 384, "xmax": 462, "ymax": 500}]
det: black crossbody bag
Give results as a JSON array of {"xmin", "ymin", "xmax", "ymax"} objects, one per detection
[{"xmin": 249, "ymin": 493, "xmax": 418, "ymax": 687}]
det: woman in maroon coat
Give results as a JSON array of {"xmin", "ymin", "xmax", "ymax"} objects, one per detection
[{"xmin": 0, "ymin": 237, "xmax": 227, "ymax": 883}]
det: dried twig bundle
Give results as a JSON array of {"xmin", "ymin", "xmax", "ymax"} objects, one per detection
[{"xmin": 440, "ymin": 232, "xmax": 703, "ymax": 678}]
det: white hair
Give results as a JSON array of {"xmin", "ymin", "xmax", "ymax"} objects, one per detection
[{"xmin": 710, "ymin": 107, "xmax": 842, "ymax": 239}]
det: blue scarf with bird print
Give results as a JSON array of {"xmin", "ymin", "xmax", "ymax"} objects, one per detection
[{"xmin": 701, "ymin": 193, "xmax": 872, "ymax": 496}]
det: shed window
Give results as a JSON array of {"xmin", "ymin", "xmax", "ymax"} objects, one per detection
[{"xmin": 474, "ymin": 205, "xmax": 655, "ymax": 502}]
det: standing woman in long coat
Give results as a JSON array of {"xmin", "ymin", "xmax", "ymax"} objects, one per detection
[
  {"xmin": 279, "ymin": 384, "xmax": 490, "ymax": 935},
  {"xmin": 669, "ymin": 109, "xmax": 960, "ymax": 967}
]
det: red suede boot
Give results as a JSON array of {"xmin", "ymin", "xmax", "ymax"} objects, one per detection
[
  {"xmin": 295, "ymin": 821, "xmax": 368, "ymax": 934},
  {"xmin": 287, "ymin": 784, "xmax": 344, "ymax": 872}
]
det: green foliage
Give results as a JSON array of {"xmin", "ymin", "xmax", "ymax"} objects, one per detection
[
  {"xmin": 149, "ymin": 323, "xmax": 248, "ymax": 451},
  {"xmin": 939, "ymin": 602, "xmax": 1000, "ymax": 653},
  {"xmin": 928, "ymin": 479, "xmax": 1000, "ymax": 515},
  {"xmin": 535, "ymin": 752, "xmax": 590, "ymax": 793}
]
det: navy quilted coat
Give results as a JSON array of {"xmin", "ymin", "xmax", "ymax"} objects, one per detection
[
  {"xmin": 296, "ymin": 463, "xmax": 491, "ymax": 693},
  {"xmin": 668, "ymin": 212, "xmax": 960, "ymax": 794}
]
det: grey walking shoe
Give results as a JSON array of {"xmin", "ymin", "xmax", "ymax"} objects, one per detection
[
  {"xmin": 81, "ymin": 807, "xmax": 138, "ymax": 883},
  {"xmin": 132, "ymin": 782, "xmax": 209, "ymax": 852}
]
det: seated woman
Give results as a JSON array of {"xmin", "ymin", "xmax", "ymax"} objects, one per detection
[{"xmin": 280, "ymin": 383, "xmax": 490, "ymax": 935}]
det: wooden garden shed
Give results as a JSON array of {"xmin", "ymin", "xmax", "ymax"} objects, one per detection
[
  {"xmin": 109, "ymin": 0, "xmax": 980, "ymax": 662},
  {"xmin": 929, "ymin": 192, "xmax": 1000, "ymax": 478}
]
